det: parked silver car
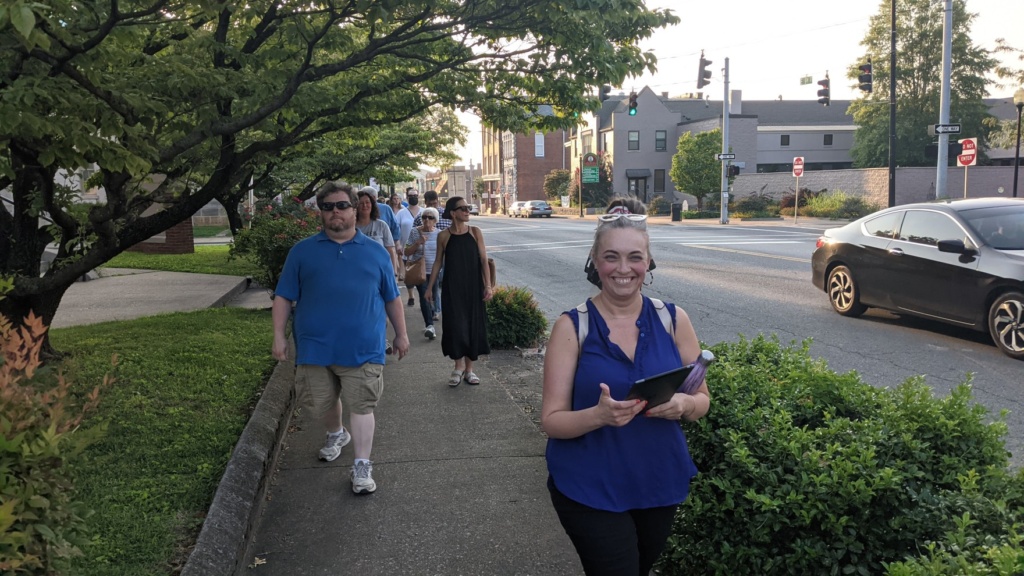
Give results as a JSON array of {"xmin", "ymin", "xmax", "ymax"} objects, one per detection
[{"xmin": 520, "ymin": 200, "xmax": 553, "ymax": 218}]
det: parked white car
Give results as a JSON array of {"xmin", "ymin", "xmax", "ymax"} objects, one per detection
[
  {"xmin": 508, "ymin": 201, "xmax": 526, "ymax": 217},
  {"xmin": 520, "ymin": 200, "xmax": 553, "ymax": 218}
]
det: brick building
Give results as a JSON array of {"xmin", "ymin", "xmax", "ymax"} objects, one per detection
[{"xmin": 480, "ymin": 125, "xmax": 569, "ymax": 213}]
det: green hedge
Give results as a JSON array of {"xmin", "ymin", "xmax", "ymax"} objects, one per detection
[
  {"xmin": 660, "ymin": 335, "xmax": 1024, "ymax": 576},
  {"xmin": 485, "ymin": 285, "xmax": 547, "ymax": 349}
]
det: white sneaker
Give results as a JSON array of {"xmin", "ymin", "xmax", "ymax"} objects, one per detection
[
  {"xmin": 424, "ymin": 325, "xmax": 436, "ymax": 340},
  {"xmin": 318, "ymin": 428, "xmax": 351, "ymax": 462},
  {"xmin": 351, "ymin": 460, "xmax": 377, "ymax": 494}
]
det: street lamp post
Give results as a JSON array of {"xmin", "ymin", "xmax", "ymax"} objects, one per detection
[{"xmin": 1013, "ymin": 88, "xmax": 1024, "ymax": 198}]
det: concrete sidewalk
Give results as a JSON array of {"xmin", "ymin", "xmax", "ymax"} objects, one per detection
[
  {"xmin": 52, "ymin": 269, "xmax": 581, "ymax": 575},
  {"xmin": 51, "ymin": 267, "xmax": 258, "ymax": 328},
  {"xmin": 238, "ymin": 292, "xmax": 581, "ymax": 575}
]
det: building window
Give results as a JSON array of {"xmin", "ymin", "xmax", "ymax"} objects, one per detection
[
  {"xmin": 824, "ymin": 134, "xmax": 833, "ymax": 146},
  {"xmin": 535, "ymin": 132, "xmax": 545, "ymax": 157},
  {"xmin": 628, "ymin": 131, "xmax": 640, "ymax": 151},
  {"xmin": 655, "ymin": 130, "xmax": 667, "ymax": 151},
  {"xmin": 654, "ymin": 169, "xmax": 665, "ymax": 193},
  {"xmin": 582, "ymin": 134, "xmax": 593, "ymax": 154},
  {"xmin": 602, "ymin": 132, "xmax": 610, "ymax": 153},
  {"xmin": 780, "ymin": 135, "xmax": 790, "ymax": 147}
]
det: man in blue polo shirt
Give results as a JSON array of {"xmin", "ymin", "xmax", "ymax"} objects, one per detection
[{"xmin": 272, "ymin": 181, "xmax": 409, "ymax": 495}]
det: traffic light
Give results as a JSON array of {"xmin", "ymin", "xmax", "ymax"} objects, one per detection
[
  {"xmin": 599, "ymin": 84, "xmax": 611, "ymax": 102},
  {"xmin": 817, "ymin": 75, "xmax": 830, "ymax": 106},
  {"xmin": 728, "ymin": 165, "xmax": 740, "ymax": 177},
  {"xmin": 858, "ymin": 59, "xmax": 873, "ymax": 93},
  {"xmin": 697, "ymin": 50, "xmax": 712, "ymax": 89},
  {"xmin": 627, "ymin": 91, "xmax": 638, "ymax": 116}
]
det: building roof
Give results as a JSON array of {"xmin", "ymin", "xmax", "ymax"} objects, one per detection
[
  {"xmin": 738, "ymin": 100, "xmax": 854, "ymax": 126},
  {"xmin": 983, "ymin": 97, "xmax": 1021, "ymax": 121},
  {"xmin": 649, "ymin": 95, "xmax": 857, "ymax": 127},
  {"xmin": 589, "ymin": 90, "xmax": 1017, "ymax": 135},
  {"xmin": 597, "ymin": 95, "xmax": 627, "ymax": 126}
]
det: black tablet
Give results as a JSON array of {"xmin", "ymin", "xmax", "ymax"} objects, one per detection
[{"xmin": 625, "ymin": 363, "xmax": 695, "ymax": 410}]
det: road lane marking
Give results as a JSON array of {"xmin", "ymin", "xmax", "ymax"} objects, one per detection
[{"xmin": 676, "ymin": 243, "xmax": 811, "ymax": 263}]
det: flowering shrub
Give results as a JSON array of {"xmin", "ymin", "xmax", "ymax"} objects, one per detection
[
  {"xmin": 230, "ymin": 198, "xmax": 321, "ymax": 292},
  {"xmin": 0, "ymin": 312, "xmax": 112, "ymax": 575}
]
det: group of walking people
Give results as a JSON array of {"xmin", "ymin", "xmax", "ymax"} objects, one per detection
[{"xmin": 272, "ymin": 184, "xmax": 710, "ymax": 575}]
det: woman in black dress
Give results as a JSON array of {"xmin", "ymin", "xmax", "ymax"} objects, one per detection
[{"xmin": 425, "ymin": 197, "xmax": 492, "ymax": 386}]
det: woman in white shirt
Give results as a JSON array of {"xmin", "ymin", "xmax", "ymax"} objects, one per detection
[{"xmin": 404, "ymin": 207, "xmax": 440, "ymax": 340}]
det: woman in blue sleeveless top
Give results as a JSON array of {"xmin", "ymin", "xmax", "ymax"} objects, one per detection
[{"xmin": 542, "ymin": 202, "xmax": 711, "ymax": 576}]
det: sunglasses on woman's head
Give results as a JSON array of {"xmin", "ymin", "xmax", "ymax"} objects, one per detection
[
  {"xmin": 597, "ymin": 213, "xmax": 647, "ymax": 223},
  {"xmin": 319, "ymin": 200, "xmax": 353, "ymax": 212}
]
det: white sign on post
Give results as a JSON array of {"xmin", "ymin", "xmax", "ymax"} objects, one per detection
[
  {"xmin": 793, "ymin": 157, "xmax": 804, "ymax": 223},
  {"xmin": 957, "ymin": 138, "xmax": 977, "ymax": 167},
  {"xmin": 958, "ymin": 137, "xmax": 978, "ymax": 198}
]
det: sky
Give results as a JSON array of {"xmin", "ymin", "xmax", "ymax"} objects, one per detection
[{"xmin": 450, "ymin": 0, "xmax": 1024, "ymax": 169}]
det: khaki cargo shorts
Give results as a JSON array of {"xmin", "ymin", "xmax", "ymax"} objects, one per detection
[{"xmin": 295, "ymin": 363, "xmax": 384, "ymax": 416}]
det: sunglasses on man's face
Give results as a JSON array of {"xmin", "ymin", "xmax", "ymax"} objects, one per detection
[{"xmin": 319, "ymin": 200, "xmax": 353, "ymax": 212}]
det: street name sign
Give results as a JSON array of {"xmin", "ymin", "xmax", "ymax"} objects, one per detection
[
  {"xmin": 957, "ymin": 137, "xmax": 977, "ymax": 167},
  {"xmin": 792, "ymin": 156, "xmax": 805, "ymax": 178},
  {"xmin": 581, "ymin": 152, "xmax": 600, "ymax": 184},
  {"xmin": 716, "ymin": 153, "xmax": 736, "ymax": 160},
  {"xmin": 933, "ymin": 123, "xmax": 962, "ymax": 135}
]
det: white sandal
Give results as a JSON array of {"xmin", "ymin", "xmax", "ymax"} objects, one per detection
[
  {"xmin": 464, "ymin": 371, "xmax": 481, "ymax": 385},
  {"xmin": 448, "ymin": 370, "xmax": 464, "ymax": 387}
]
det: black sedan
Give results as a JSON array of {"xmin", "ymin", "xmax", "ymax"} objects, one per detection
[{"xmin": 811, "ymin": 198, "xmax": 1024, "ymax": 359}]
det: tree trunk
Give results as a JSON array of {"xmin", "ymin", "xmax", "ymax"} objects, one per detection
[{"xmin": 0, "ymin": 284, "xmax": 70, "ymax": 361}]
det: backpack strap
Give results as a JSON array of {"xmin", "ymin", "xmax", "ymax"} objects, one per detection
[
  {"xmin": 576, "ymin": 297, "xmax": 674, "ymax": 354},
  {"xmin": 648, "ymin": 297, "xmax": 676, "ymax": 344},
  {"xmin": 576, "ymin": 302, "xmax": 589, "ymax": 354}
]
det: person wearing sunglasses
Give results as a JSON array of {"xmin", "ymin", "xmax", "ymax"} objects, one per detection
[
  {"xmin": 585, "ymin": 197, "xmax": 655, "ymax": 289},
  {"xmin": 425, "ymin": 197, "xmax": 492, "ymax": 386},
  {"xmin": 414, "ymin": 190, "xmax": 450, "ymax": 318},
  {"xmin": 541, "ymin": 197, "xmax": 710, "ymax": 576},
  {"xmin": 404, "ymin": 206, "xmax": 441, "ymax": 340},
  {"xmin": 272, "ymin": 181, "xmax": 409, "ymax": 496}
]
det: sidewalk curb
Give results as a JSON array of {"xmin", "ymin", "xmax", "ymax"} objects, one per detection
[
  {"xmin": 210, "ymin": 277, "xmax": 252, "ymax": 308},
  {"xmin": 181, "ymin": 356, "xmax": 295, "ymax": 576}
]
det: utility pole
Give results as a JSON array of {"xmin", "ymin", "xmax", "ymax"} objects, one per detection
[
  {"xmin": 720, "ymin": 58, "xmax": 730, "ymax": 225},
  {"xmin": 935, "ymin": 0, "xmax": 953, "ymax": 198},
  {"xmin": 888, "ymin": 0, "xmax": 897, "ymax": 207}
]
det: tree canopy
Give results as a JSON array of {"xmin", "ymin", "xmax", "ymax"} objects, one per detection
[
  {"xmin": 670, "ymin": 129, "xmax": 722, "ymax": 211},
  {"xmin": 847, "ymin": 0, "xmax": 995, "ymax": 169},
  {"xmin": 0, "ymin": 0, "xmax": 678, "ymax": 340}
]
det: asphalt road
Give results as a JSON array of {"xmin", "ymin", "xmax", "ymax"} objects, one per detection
[{"xmin": 475, "ymin": 214, "xmax": 1024, "ymax": 465}]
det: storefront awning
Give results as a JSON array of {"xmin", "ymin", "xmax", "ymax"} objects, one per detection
[{"xmin": 625, "ymin": 169, "xmax": 652, "ymax": 178}]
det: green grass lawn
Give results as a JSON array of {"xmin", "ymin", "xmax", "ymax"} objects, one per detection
[
  {"xmin": 51, "ymin": 308, "xmax": 275, "ymax": 576},
  {"xmin": 103, "ymin": 245, "xmax": 260, "ymax": 277}
]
